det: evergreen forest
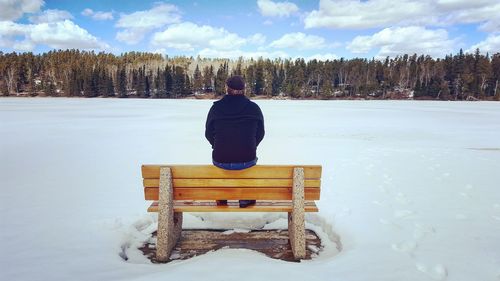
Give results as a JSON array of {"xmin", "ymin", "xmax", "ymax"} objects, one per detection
[{"xmin": 1, "ymin": 49, "xmax": 499, "ymax": 100}]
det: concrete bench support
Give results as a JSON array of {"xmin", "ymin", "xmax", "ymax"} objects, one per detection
[
  {"xmin": 288, "ymin": 167, "xmax": 306, "ymax": 259},
  {"xmin": 156, "ymin": 167, "xmax": 183, "ymax": 262}
]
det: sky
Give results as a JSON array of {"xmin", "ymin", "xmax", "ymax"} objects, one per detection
[{"xmin": 0, "ymin": 0, "xmax": 499, "ymax": 60}]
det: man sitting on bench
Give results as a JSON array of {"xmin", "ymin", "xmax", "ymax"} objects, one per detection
[{"xmin": 205, "ymin": 75, "xmax": 265, "ymax": 208}]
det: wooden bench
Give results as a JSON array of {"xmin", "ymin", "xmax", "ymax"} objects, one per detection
[{"xmin": 141, "ymin": 164, "xmax": 322, "ymax": 261}]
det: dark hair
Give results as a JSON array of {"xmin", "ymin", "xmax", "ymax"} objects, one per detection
[{"xmin": 227, "ymin": 87, "xmax": 245, "ymax": 95}]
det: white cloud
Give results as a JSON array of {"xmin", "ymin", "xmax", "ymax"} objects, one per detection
[
  {"xmin": 263, "ymin": 20, "xmax": 273, "ymax": 25},
  {"xmin": 0, "ymin": 21, "xmax": 26, "ymax": 48},
  {"xmin": 441, "ymin": 2, "xmax": 500, "ymax": 32},
  {"xmin": 0, "ymin": 0, "xmax": 44, "ymax": 21},
  {"xmin": 116, "ymin": 30, "xmax": 141, "ymax": 44},
  {"xmin": 29, "ymin": 20, "xmax": 109, "ymax": 50},
  {"xmin": 82, "ymin": 8, "xmax": 93, "ymax": 16},
  {"xmin": 81, "ymin": 8, "xmax": 113, "ymax": 21},
  {"xmin": 0, "ymin": 21, "xmax": 29, "ymax": 36},
  {"xmin": 13, "ymin": 39, "xmax": 35, "ymax": 51},
  {"xmin": 257, "ymin": 0, "xmax": 299, "ymax": 17},
  {"xmin": 198, "ymin": 48, "xmax": 289, "ymax": 59},
  {"xmin": 479, "ymin": 20, "xmax": 500, "ymax": 33},
  {"xmin": 304, "ymin": 53, "xmax": 339, "ymax": 61},
  {"xmin": 436, "ymin": 0, "xmax": 494, "ymax": 11},
  {"xmin": 304, "ymin": 0, "xmax": 500, "ymax": 31},
  {"xmin": 116, "ymin": 3, "xmax": 181, "ymax": 44},
  {"xmin": 270, "ymin": 32, "xmax": 327, "ymax": 50},
  {"xmin": 152, "ymin": 22, "xmax": 247, "ymax": 51},
  {"xmin": 29, "ymin": 9, "xmax": 72, "ymax": 23},
  {"xmin": 248, "ymin": 33, "xmax": 266, "ymax": 45},
  {"xmin": 0, "ymin": 19, "xmax": 109, "ymax": 51},
  {"xmin": 152, "ymin": 48, "xmax": 167, "ymax": 55},
  {"xmin": 347, "ymin": 26, "xmax": 455, "ymax": 58},
  {"xmin": 467, "ymin": 34, "xmax": 500, "ymax": 54},
  {"xmin": 304, "ymin": 0, "xmax": 430, "ymax": 29},
  {"xmin": 116, "ymin": 3, "xmax": 180, "ymax": 29}
]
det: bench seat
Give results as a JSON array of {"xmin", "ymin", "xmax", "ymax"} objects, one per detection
[{"xmin": 147, "ymin": 200, "xmax": 319, "ymax": 212}]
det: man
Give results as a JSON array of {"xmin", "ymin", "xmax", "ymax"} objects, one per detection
[{"xmin": 205, "ymin": 75, "xmax": 265, "ymax": 208}]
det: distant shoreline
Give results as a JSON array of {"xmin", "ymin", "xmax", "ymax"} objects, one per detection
[
  {"xmin": 1, "ymin": 95, "xmax": 496, "ymax": 101},
  {"xmin": 2, "ymin": 50, "xmax": 499, "ymax": 102}
]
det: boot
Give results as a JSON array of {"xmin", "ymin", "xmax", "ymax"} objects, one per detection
[
  {"xmin": 216, "ymin": 200, "xmax": 227, "ymax": 206},
  {"xmin": 239, "ymin": 200, "xmax": 256, "ymax": 208}
]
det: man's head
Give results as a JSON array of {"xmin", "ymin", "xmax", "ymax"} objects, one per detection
[{"xmin": 226, "ymin": 75, "xmax": 245, "ymax": 95}]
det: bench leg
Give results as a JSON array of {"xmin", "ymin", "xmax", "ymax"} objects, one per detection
[
  {"xmin": 156, "ymin": 167, "xmax": 183, "ymax": 262},
  {"xmin": 288, "ymin": 167, "xmax": 306, "ymax": 259}
]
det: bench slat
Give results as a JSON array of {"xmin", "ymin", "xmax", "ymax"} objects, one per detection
[
  {"xmin": 142, "ymin": 165, "xmax": 322, "ymax": 179},
  {"xmin": 147, "ymin": 201, "xmax": 319, "ymax": 212},
  {"xmin": 144, "ymin": 187, "xmax": 320, "ymax": 200},
  {"xmin": 143, "ymin": 178, "xmax": 321, "ymax": 188}
]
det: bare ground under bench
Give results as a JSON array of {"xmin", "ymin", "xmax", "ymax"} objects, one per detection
[{"xmin": 139, "ymin": 229, "xmax": 322, "ymax": 263}]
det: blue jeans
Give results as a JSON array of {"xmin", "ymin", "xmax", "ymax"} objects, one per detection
[{"xmin": 212, "ymin": 158, "xmax": 258, "ymax": 170}]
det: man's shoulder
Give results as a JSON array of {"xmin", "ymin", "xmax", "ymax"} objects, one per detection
[{"xmin": 247, "ymin": 99, "xmax": 262, "ymax": 110}]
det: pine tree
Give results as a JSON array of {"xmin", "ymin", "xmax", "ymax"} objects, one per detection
[
  {"xmin": 245, "ymin": 63, "xmax": 255, "ymax": 96},
  {"xmin": 106, "ymin": 73, "xmax": 115, "ymax": 97},
  {"xmin": 214, "ymin": 62, "xmax": 228, "ymax": 96},
  {"xmin": 492, "ymin": 54, "xmax": 500, "ymax": 100},
  {"xmin": 165, "ymin": 65, "xmax": 173, "ymax": 97},
  {"xmin": 184, "ymin": 74, "xmax": 192, "ymax": 95},
  {"xmin": 83, "ymin": 69, "xmax": 94, "ymax": 97},
  {"xmin": 193, "ymin": 64, "xmax": 202, "ymax": 94},
  {"xmin": 254, "ymin": 59, "xmax": 264, "ymax": 95},
  {"xmin": 135, "ymin": 67, "xmax": 146, "ymax": 97},
  {"xmin": 232, "ymin": 57, "xmax": 243, "ymax": 76},
  {"xmin": 144, "ymin": 75, "xmax": 151, "ymax": 98},
  {"xmin": 172, "ymin": 65, "xmax": 185, "ymax": 98},
  {"xmin": 202, "ymin": 65, "xmax": 214, "ymax": 92},
  {"xmin": 117, "ymin": 67, "xmax": 127, "ymax": 98}
]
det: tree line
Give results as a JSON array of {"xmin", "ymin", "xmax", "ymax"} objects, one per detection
[{"xmin": 0, "ymin": 49, "xmax": 499, "ymax": 100}]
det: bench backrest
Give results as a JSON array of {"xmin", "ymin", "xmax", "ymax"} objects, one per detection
[{"xmin": 142, "ymin": 165, "xmax": 321, "ymax": 201}]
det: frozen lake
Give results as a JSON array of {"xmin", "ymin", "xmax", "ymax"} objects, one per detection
[{"xmin": 1, "ymin": 98, "xmax": 499, "ymax": 281}]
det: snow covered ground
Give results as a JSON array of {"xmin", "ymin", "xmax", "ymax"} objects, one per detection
[{"xmin": 1, "ymin": 98, "xmax": 499, "ymax": 281}]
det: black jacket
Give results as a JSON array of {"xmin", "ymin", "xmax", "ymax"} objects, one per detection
[{"xmin": 205, "ymin": 94, "xmax": 265, "ymax": 163}]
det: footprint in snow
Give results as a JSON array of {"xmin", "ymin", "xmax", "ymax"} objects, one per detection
[
  {"xmin": 416, "ymin": 263, "xmax": 448, "ymax": 280},
  {"xmin": 395, "ymin": 192, "xmax": 412, "ymax": 205},
  {"xmin": 394, "ymin": 210, "xmax": 416, "ymax": 219},
  {"xmin": 336, "ymin": 207, "xmax": 351, "ymax": 217},
  {"xmin": 383, "ymin": 174, "xmax": 393, "ymax": 184},
  {"xmin": 379, "ymin": 218, "xmax": 401, "ymax": 228},
  {"xmin": 413, "ymin": 223, "xmax": 436, "ymax": 240},
  {"xmin": 378, "ymin": 185, "xmax": 389, "ymax": 193},
  {"xmin": 459, "ymin": 192, "xmax": 470, "ymax": 198},
  {"xmin": 391, "ymin": 240, "xmax": 417, "ymax": 255},
  {"xmin": 372, "ymin": 200, "xmax": 385, "ymax": 206}
]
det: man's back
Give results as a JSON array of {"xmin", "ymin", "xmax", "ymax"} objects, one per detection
[{"xmin": 205, "ymin": 94, "xmax": 264, "ymax": 163}]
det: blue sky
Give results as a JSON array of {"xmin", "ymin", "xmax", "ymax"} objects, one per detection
[{"xmin": 0, "ymin": 0, "xmax": 499, "ymax": 59}]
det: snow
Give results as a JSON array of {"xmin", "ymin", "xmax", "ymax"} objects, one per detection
[{"xmin": 1, "ymin": 98, "xmax": 500, "ymax": 281}]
